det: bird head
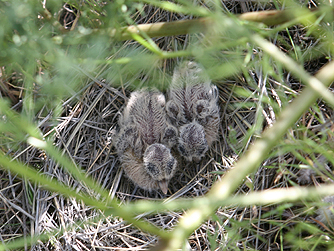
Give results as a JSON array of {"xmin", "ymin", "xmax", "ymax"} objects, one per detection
[
  {"xmin": 178, "ymin": 122, "xmax": 208, "ymax": 162},
  {"xmin": 143, "ymin": 143, "xmax": 177, "ymax": 194}
]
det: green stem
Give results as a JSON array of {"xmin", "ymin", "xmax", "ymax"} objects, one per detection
[
  {"xmin": 128, "ymin": 182, "xmax": 334, "ymax": 214},
  {"xmin": 0, "ymin": 149, "xmax": 168, "ymax": 246},
  {"xmin": 251, "ymin": 34, "xmax": 334, "ymax": 108}
]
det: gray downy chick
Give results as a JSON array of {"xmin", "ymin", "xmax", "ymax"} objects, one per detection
[
  {"xmin": 113, "ymin": 89, "xmax": 178, "ymax": 194},
  {"xmin": 166, "ymin": 61, "xmax": 220, "ymax": 162}
]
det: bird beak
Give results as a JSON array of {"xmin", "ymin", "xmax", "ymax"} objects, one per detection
[{"xmin": 158, "ymin": 180, "xmax": 169, "ymax": 195}]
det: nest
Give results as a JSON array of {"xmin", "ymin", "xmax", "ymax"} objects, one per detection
[{"xmin": 1, "ymin": 0, "xmax": 334, "ymax": 250}]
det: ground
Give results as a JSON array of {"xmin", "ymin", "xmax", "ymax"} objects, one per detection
[{"xmin": 1, "ymin": 0, "xmax": 334, "ymax": 250}]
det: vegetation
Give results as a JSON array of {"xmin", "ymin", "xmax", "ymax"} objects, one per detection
[{"xmin": 1, "ymin": 0, "xmax": 334, "ymax": 250}]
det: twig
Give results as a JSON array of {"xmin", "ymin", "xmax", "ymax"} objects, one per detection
[{"xmin": 57, "ymin": 8, "xmax": 330, "ymax": 43}]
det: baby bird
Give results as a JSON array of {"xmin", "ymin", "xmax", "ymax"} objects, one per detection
[
  {"xmin": 113, "ymin": 89, "xmax": 178, "ymax": 194},
  {"xmin": 166, "ymin": 61, "xmax": 220, "ymax": 162}
]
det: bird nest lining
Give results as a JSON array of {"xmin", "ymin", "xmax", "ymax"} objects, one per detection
[{"xmin": 2, "ymin": 0, "xmax": 334, "ymax": 250}]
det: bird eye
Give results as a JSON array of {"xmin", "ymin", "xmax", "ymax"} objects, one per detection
[
  {"xmin": 166, "ymin": 101, "xmax": 179, "ymax": 117},
  {"xmin": 166, "ymin": 159, "xmax": 175, "ymax": 173},
  {"xmin": 146, "ymin": 163, "xmax": 159, "ymax": 176},
  {"xmin": 195, "ymin": 100, "xmax": 209, "ymax": 117},
  {"xmin": 178, "ymin": 144, "xmax": 188, "ymax": 156},
  {"xmin": 196, "ymin": 103, "xmax": 204, "ymax": 115},
  {"xmin": 164, "ymin": 127, "xmax": 177, "ymax": 141}
]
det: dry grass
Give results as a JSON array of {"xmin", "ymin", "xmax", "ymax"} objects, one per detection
[{"xmin": 1, "ymin": 0, "xmax": 334, "ymax": 250}]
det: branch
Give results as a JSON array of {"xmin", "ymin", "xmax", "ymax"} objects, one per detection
[
  {"xmin": 238, "ymin": 9, "xmax": 294, "ymax": 26},
  {"xmin": 114, "ymin": 18, "xmax": 213, "ymax": 41},
  {"xmin": 126, "ymin": 183, "xmax": 334, "ymax": 214},
  {"xmin": 56, "ymin": 8, "xmax": 330, "ymax": 44}
]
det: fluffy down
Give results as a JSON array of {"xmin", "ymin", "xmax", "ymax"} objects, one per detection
[
  {"xmin": 113, "ymin": 89, "xmax": 178, "ymax": 194},
  {"xmin": 166, "ymin": 61, "xmax": 220, "ymax": 161}
]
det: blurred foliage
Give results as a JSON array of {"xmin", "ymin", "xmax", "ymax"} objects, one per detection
[{"xmin": 1, "ymin": 0, "xmax": 334, "ymax": 250}]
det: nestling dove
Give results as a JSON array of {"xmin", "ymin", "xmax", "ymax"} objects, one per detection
[
  {"xmin": 113, "ymin": 89, "xmax": 178, "ymax": 194},
  {"xmin": 166, "ymin": 61, "xmax": 220, "ymax": 162}
]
